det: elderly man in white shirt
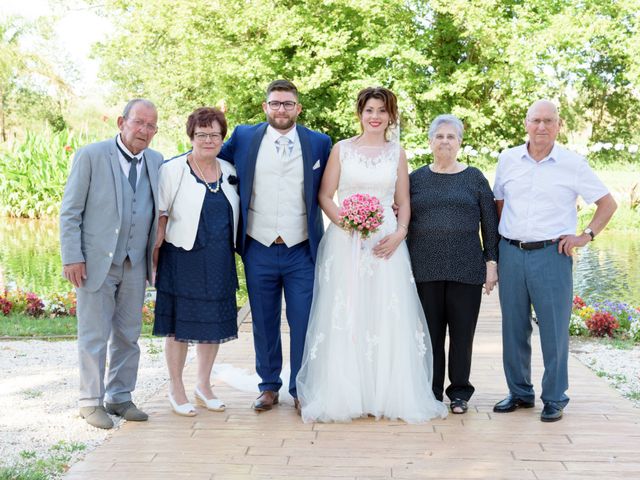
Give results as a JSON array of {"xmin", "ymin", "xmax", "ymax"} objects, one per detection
[{"xmin": 492, "ymin": 100, "xmax": 617, "ymax": 422}]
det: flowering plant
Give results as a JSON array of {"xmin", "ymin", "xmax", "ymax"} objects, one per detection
[
  {"xmin": 142, "ymin": 300, "xmax": 156, "ymax": 325},
  {"xmin": 25, "ymin": 292, "xmax": 45, "ymax": 317},
  {"xmin": 591, "ymin": 300, "xmax": 640, "ymax": 332},
  {"xmin": 573, "ymin": 295, "xmax": 586, "ymax": 309},
  {"xmin": 585, "ymin": 311, "xmax": 619, "ymax": 337},
  {"xmin": 569, "ymin": 312, "xmax": 588, "ymax": 336},
  {"xmin": 0, "ymin": 295, "xmax": 12, "ymax": 316},
  {"xmin": 338, "ymin": 193, "xmax": 384, "ymax": 239},
  {"xmin": 44, "ymin": 291, "xmax": 76, "ymax": 317},
  {"xmin": 571, "ymin": 296, "xmax": 640, "ymax": 341}
]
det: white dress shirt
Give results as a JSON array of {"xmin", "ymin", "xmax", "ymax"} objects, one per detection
[
  {"xmin": 493, "ymin": 143, "xmax": 609, "ymax": 242},
  {"xmin": 116, "ymin": 134, "xmax": 144, "ymax": 186},
  {"xmin": 247, "ymin": 125, "xmax": 308, "ymax": 247}
]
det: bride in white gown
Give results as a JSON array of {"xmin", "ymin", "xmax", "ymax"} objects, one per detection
[{"xmin": 296, "ymin": 87, "xmax": 448, "ymax": 423}]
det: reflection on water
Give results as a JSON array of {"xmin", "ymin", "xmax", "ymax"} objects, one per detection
[
  {"xmin": 573, "ymin": 232, "xmax": 640, "ymax": 305},
  {"xmin": 0, "ymin": 220, "xmax": 638, "ymax": 305},
  {"xmin": 0, "ymin": 218, "xmax": 248, "ymax": 305},
  {"xmin": 0, "ymin": 218, "xmax": 70, "ymax": 294}
]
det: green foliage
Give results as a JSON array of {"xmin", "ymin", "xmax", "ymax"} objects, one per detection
[
  {"xmin": 0, "ymin": 312, "xmax": 156, "ymax": 338},
  {"xmin": 0, "ymin": 16, "xmax": 72, "ymax": 141},
  {"xmin": 0, "ymin": 129, "xmax": 91, "ymax": 218},
  {"xmin": 0, "ymin": 441, "xmax": 86, "ymax": 480},
  {"xmin": 92, "ymin": 0, "xmax": 640, "ymax": 151}
]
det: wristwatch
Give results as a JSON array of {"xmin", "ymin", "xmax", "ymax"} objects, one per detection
[{"xmin": 583, "ymin": 227, "xmax": 595, "ymax": 241}]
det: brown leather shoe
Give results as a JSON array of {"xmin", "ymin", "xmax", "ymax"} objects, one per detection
[
  {"xmin": 253, "ymin": 391, "xmax": 279, "ymax": 411},
  {"xmin": 294, "ymin": 398, "xmax": 301, "ymax": 416}
]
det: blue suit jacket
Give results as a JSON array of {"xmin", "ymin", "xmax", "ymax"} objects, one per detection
[{"xmin": 219, "ymin": 122, "xmax": 332, "ymax": 261}]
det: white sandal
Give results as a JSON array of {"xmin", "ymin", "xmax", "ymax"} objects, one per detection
[
  {"xmin": 194, "ymin": 386, "xmax": 226, "ymax": 412},
  {"xmin": 168, "ymin": 392, "xmax": 197, "ymax": 417}
]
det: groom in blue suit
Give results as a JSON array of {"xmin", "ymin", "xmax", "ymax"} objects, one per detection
[{"xmin": 219, "ymin": 80, "xmax": 332, "ymax": 411}]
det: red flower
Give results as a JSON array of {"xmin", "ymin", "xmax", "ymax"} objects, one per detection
[
  {"xmin": 0, "ymin": 297, "xmax": 12, "ymax": 315},
  {"xmin": 585, "ymin": 311, "xmax": 619, "ymax": 337},
  {"xmin": 64, "ymin": 145, "xmax": 73, "ymax": 153},
  {"xmin": 25, "ymin": 292, "xmax": 44, "ymax": 317},
  {"xmin": 573, "ymin": 295, "xmax": 586, "ymax": 309}
]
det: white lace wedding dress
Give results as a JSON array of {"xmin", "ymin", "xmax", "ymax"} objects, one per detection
[{"xmin": 296, "ymin": 138, "xmax": 448, "ymax": 423}]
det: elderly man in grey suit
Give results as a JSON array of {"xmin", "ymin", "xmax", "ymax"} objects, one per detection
[{"xmin": 60, "ymin": 99, "xmax": 163, "ymax": 429}]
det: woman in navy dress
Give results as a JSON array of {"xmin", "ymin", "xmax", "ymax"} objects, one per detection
[{"xmin": 153, "ymin": 107, "xmax": 240, "ymax": 416}]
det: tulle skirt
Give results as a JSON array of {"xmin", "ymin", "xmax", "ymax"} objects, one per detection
[{"xmin": 296, "ymin": 223, "xmax": 448, "ymax": 423}]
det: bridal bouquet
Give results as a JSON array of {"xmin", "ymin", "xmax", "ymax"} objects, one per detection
[{"xmin": 338, "ymin": 193, "xmax": 384, "ymax": 239}]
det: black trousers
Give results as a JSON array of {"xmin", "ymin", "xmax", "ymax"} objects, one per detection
[{"xmin": 416, "ymin": 281, "xmax": 482, "ymax": 402}]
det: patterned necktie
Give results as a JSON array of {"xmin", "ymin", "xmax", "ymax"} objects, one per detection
[
  {"xmin": 116, "ymin": 142, "xmax": 139, "ymax": 192},
  {"xmin": 276, "ymin": 136, "xmax": 292, "ymax": 161}
]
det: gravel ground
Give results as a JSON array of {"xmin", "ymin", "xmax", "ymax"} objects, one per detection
[
  {"xmin": 0, "ymin": 337, "xmax": 638, "ymax": 476},
  {"xmin": 570, "ymin": 337, "xmax": 640, "ymax": 408},
  {"xmin": 0, "ymin": 337, "xmax": 194, "ymax": 476}
]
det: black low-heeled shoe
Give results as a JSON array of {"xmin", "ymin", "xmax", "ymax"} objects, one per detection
[{"xmin": 450, "ymin": 398, "xmax": 468, "ymax": 414}]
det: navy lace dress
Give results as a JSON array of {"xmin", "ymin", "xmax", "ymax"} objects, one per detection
[{"xmin": 153, "ymin": 169, "xmax": 238, "ymax": 343}]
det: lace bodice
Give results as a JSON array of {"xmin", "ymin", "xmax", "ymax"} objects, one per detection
[{"xmin": 338, "ymin": 138, "xmax": 399, "ymax": 211}]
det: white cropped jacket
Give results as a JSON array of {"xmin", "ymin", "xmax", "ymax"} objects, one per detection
[{"xmin": 158, "ymin": 153, "xmax": 239, "ymax": 250}]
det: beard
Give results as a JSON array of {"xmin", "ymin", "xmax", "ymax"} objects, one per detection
[{"xmin": 267, "ymin": 114, "xmax": 296, "ymax": 131}]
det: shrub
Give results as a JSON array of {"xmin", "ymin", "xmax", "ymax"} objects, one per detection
[
  {"xmin": 6, "ymin": 289, "xmax": 29, "ymax": 313},
  {"xmin": 585, "ymin": 312, "xmax": 619, "ymax": 337},
  {"xmin": 0, "ymin": 295, "xmax": 12, "ymax": 315},
  {"xmin": 25, "ymin": 293, "xmax": 45, "ymax": 317},
  {"xmin": 592, "ymin": 300, "xmax": 640, "ymax": 332},
  {"xmin": 0, "ymin": 128, "xmax": 91, "ymax": 218}
]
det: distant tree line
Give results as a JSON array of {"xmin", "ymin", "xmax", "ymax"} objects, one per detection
[{"xmin": 93, "ymin": 0, "xmax": 640, "ymax": 151}]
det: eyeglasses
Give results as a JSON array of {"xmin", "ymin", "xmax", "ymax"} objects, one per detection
[
  {"xmin": 193, "ymin": 132, "xmax": 223, "ymax": 142},
  {"xmin": 128, "ymin": 118, "xmax": 158, "ymax": 132},
  {"xmin": 267, "ymin": 101, "xmax": 297, "ymax": 111},
  {"xmin": 526, "ymin": 118, "xmax": 558, "ymax": 126}
]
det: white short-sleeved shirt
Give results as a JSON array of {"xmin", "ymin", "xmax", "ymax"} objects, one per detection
[{"xmin": 493, "ymin": 143, "xmax": 609, "ymax": 242}]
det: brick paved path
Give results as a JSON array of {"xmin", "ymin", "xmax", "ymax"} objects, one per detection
[{"xmin": 65, "ymin": 293, "xmax": 640, "ymax": 479}]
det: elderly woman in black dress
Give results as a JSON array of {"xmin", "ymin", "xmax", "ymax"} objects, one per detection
[
  {"xmin": 153, "ymin": 107, "xmax": 239, "ymax": 416},
  {"xmin": 407, "ymin": 114, "xmax": 499, "ymax": 414}
]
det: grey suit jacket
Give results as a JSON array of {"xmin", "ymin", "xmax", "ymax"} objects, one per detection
[{"xmin": 60, "ymin": 137, "xmax": 163, "ymax": 292}]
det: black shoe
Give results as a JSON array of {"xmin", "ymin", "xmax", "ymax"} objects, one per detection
[
  {"xmin": 450, "ymin": 398, "xmax": 468, "ymax": 414},
  {"xmin": 540, "ymin": 402, "xmax": 563, "ymax": 422},
  {"xmin": 493, "ymin": 395, "xmax": 535, "ymax": 413}
]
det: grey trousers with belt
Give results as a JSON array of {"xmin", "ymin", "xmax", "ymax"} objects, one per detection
[
  {"xmin": 498, "ymin": 238, "xmax": 572, "ymax": 407},
  {"xmin": 76, "ymin": 259, "xmax": 147, "ymax": 407}
]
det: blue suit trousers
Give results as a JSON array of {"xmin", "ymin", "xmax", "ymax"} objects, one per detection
[
  {"xmin": 243, "ymin": 237, "xmax": 315, "ymax": 398},
  {"xmin": 498, "ymin": 238, "xmax": 572, "ymax": 407}
]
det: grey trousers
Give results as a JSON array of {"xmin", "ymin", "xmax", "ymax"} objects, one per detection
[
  {"xmin": 76, "ymin": 258, "xmax": 146, "ymax": 407},
  {"xmin": 498, "ymin": 238, "xmax": 572, "ymax": 407}
]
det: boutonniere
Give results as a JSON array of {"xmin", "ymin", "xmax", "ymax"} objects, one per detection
[{"xmin": 227, "ymin": 175, "xmax": 239, "ymax": 185}]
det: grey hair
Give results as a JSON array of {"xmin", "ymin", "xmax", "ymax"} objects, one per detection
[
  {"xmin": 428, "ymin": 114, "xmax": 464, "ymax": 141},
  {"xmin": 122, "ymin": 98, "xmax": 157, "ymax": 118}
]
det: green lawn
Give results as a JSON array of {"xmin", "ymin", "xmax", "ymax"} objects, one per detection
[{"xmin": 0, "ymin": 314, "xmax": 154, "ymax": 338}]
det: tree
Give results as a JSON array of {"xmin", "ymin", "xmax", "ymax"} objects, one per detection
[
  {"xmin": 0, "ymin": 16, "xmax": 71, "ymax": 141},
  {"xmin": 94, "ymin": 0, "xmax": 640, "ymax": 154}
]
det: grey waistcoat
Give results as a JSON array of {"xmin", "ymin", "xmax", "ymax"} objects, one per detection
[{"xmin": 113, "ymin": 161, "xmax": 154, "ymax": 267}]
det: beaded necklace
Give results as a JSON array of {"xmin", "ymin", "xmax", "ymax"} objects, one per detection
[{"xmin": 191, "ymin": 154, "xmax": 220, "ymax": 193}]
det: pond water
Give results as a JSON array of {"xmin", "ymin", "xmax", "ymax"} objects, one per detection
[{"xmin": 0, "ymin": 219, "xmax": 638, "ymax": 306}]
